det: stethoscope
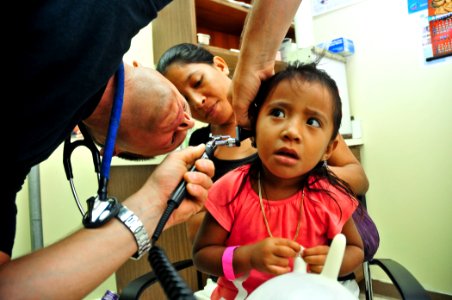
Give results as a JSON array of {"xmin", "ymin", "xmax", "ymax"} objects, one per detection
[
  {"xmin": 62, "ymin": 62, "xmax": 248, "ymax": 297},
  {"xmin": 63, "ymin": 62, "xmax": 124, "ymax": 228}
]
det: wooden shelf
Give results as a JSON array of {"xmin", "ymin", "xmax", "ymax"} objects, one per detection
[
  {"xmin": 196, "ymin": 0, "xmax": 248, "ymax": 36},
  {"xmin": 195, "ymin": 0, "xmax": 295, "ymax": 50},
  {"xmin": 204, "ymin": 45, "xmax": 288, "ymax": 74},
  {"xmin": 153, "ymin": 0, "xmax": 295, "ymax": 63}
]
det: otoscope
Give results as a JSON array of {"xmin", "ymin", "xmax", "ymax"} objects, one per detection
[
  {"xmin": 145, "ymin": 128, "xmax": 246, "ymax": 300},
  {"xmin": 151, "ymin": 129, "xmax": 241, "ymax": 244}
]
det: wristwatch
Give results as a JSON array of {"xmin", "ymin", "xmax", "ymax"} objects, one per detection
[{"xmin": 116, "ymin": 204, "xmax": 152, "ymax": 260}]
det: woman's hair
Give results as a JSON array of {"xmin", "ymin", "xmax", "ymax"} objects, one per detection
[
  {"xmin": 232, "ymin": 60, "xmax": 355, "ymax": 216},
  {"xmin": 156, "ymin": 43, "xmax": 214, "ymax": 74}
]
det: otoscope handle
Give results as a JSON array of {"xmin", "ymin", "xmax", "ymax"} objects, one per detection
[
  {"xmin": 151, "ymin": 145, "xmax": 215, "ymax": 243},
  {"xmin": 168, "ymin": 149, "xmax": 212, "ymax": 208}
]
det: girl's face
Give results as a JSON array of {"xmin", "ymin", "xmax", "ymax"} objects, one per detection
[
  {"xmin": 163, "ymin": 57, "xmax": 234, "ymax": 126},
  {"xmin": 255, "ymin": 79, "xmax": 337, "ymax": 180}
]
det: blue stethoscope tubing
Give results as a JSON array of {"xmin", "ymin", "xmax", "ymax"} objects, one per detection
[
  {"xmin": 98, "ymin": 62, "xmax": 124, "ymax": 200},
  {"xmin": 63, "ymin": 62, "xmax": 124, "ymax": 225},
  {"xmin": 63, "ymin": 62, "xmax": 198, "ymax": 297}
]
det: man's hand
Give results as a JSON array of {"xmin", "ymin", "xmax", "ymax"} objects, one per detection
[{"xmin": 145, "ymin": 144, "xmax": 215, "ymax": 229}]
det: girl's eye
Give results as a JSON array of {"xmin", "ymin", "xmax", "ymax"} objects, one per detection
[
  {"xmin": 270, "ymin": 108, "xmax": 285, "ymax": 118},
  {"xmin": 307, "ymin": 118, "xmax": 321, "ymax": 128}
]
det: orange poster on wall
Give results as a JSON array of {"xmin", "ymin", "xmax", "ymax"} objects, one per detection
[{"xmin": 427, "ymin": 1, "xmax": 451, "ymax": 58}]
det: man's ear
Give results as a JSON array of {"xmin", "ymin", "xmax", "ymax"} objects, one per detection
[
  {"xmin": 322, "ymin": 137, "xmax": 339, "ymax": 161},
  {"xmin": 213, "ymin": 56, "xmax": 230, "ymax": 76}
]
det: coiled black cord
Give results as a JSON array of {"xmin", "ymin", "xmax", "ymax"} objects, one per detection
[
  {"xmin": 148, "ymin": 245, "xmax": 196, "ymax": 300},
  {"xmin": 147, "ymin": 130, "xmax": 247, "ymax": 298}
]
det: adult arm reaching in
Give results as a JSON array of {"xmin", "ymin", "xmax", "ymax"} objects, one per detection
[
  {"xmin": 0, "ymin": 145, "xmax": 214, "ymax": 300},
  {"xmin": 231, "ymin": 0, "xmax": 303, "ymax": 128},
  {"xmin": 328, "ymin": 135, "xmax": 369, "ymax": 195}
]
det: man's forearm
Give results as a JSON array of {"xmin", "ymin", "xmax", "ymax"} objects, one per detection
[
  {"xmin": 0, "ymin": 221, "xmax": 135, "ymax": 299},
  {"xmin": 238, "ymin": 0, "xmax": 302, "ymax": 73}
]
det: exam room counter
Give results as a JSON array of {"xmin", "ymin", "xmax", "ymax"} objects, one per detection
[
  {"xmin": 110, "ymin": 138, "xmax": 364, "ymax": 167},
  {"xmin": 109, "ymin": 138, "xmax": 364, "ymax": 299}
]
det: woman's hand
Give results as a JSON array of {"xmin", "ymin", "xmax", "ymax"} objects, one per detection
[
  {"xmin": 229, "ymin": 62, "xmax": 272, "ymax": 129},
  {"xmin": 229, "ymin": 0, "xmax": 302, "ymax": 128}
]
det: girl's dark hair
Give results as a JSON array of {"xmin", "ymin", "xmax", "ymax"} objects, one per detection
[
  {"xmin": 233, "ymin": 60, "xmax": 355, "ymax": 217},
  {"xmin": 249, "ymin": 59, "xmax": 342, "ymax": 142},
  {"xmin": 156, "ymin": 43, "xmax": 214, "ymax": 74}
]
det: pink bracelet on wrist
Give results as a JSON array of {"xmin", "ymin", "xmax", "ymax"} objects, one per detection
[{"xmin": 222, "ymin": 246, "xmax": 239, "ymax": 281}]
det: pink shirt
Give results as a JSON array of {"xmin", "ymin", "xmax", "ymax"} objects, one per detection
[{"xmin": 204, "ymin": 164, "xmax": 358, "ymax": 300}]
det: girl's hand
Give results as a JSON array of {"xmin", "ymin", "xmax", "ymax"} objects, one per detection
[
  {"xmin": 249, "ymin": 237, "xmax": 301, "ymax": 275},
  {"xmin": 301, "ymin": 245, "xmax": 330, "ymax": 274}
]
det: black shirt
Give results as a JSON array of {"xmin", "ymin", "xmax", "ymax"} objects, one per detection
[
  {"xmin": 188, "ymin": 125, "xmax": 258, "ymax": 182},
  {"xmin": 3, "ymin": 0, "xmax": 172, "ymax": 256}
]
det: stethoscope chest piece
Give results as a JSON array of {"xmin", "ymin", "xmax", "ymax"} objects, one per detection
[{"xmin": 82, "ymin": 195, "xmax": 121, "ymax": 228}]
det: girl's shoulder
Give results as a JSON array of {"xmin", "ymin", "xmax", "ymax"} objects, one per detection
[
  {"xmin": 306, "ymin": 177, "xmax": 356, "ymax": 206},
  {"xmin": 207, "ymin": 164, "xmax": 253, "ymax": 208},
  {"xmin": 214, "ymin": 164, "xmax": 251, "ymax": 185}
]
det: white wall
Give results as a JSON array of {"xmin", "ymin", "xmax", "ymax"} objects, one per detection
[{"xmin": 312, "ymin": 0, "xmax": 452, "ymax": 295}]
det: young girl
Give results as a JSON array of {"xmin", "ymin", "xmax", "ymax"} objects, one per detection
[
  {"xmin": 156, "ymin": 43, "xmax": 370, "ymax": 245},
  {"xmin": 192, "ymin": 61, "xmax": 365, "ymax": 299}
]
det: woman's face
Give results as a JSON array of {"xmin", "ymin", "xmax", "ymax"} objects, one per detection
[{"xmin": 163, "ymin": 57, "xmax": 234, "ymax": 126}]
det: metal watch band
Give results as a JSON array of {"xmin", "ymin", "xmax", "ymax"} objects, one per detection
[{"xmin": 116, "ymin": 204, "xmax": 152, "ymax": 260}]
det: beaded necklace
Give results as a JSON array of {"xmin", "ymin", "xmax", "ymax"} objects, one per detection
[{"xmin": 257, "ymin": 172, "xmax": 304, "ymax": 240}]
